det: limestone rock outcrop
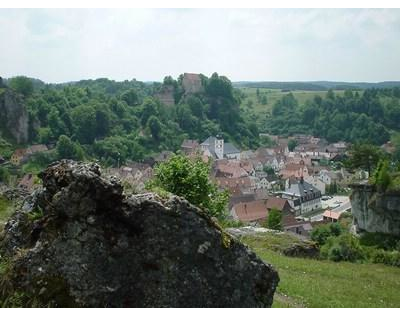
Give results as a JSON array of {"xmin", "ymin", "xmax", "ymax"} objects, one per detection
[
  {"xmin": 350, "ymin": 183, "xmax": 400, "ymax": 235},
  {"xmin": 0, "ymin": 160, "xmax": 279, "ymax": 307},
  {"xmin": 0, "ymin": 87, "xmax": 29, "ymax": 144}
]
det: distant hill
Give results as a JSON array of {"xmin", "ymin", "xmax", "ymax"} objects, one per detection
[{"xmin": 233, "ymin": 81, "xmax": 400, "ymax": 91}]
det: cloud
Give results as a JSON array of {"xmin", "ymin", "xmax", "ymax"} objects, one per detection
[{"xmin": 0, "ymin": 8, "xmax": 399, "ymax": 82}]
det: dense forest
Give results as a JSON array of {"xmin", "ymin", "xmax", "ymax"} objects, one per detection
[
  {"xmin": 262, "ymin": 88, "xmax": 400, "ymax": 145},
  {"xmin": 0, "ymin": 73, "xmax": 260, "ymax": 166}
]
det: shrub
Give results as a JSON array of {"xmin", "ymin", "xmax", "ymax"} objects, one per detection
[
  {"xmin": 370, "ymin": 249, "xmax": 400, "ymax": 267},
  {"xmin": 321, "ymin": 233, "xmax": 365, "ymax": 262},
  {"xmin": 310, "ymin": 222, "xmax": 343, "ymax": 245}
]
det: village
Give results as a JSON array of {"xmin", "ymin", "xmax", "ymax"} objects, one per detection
[
  {"xmin": 1, "ymin": 71, "xmax": 396, "ymax": 240},
  {"xmin": 2, "ymin": 130, "xmax": 381, "ymax": 240}
]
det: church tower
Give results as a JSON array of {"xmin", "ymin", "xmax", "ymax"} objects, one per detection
[{"xmin": 215, "ymin": 135, "xmax": 224, "ymax": 159}]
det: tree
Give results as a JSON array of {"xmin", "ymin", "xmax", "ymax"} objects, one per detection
[
  {"xmin": 121, "ymin": 89, "xmax": 139, "ymax": 107},
  {"xmin": 0, "ymin": 167, "xmax": 10, "ymax": 183},
  {"xmin": 56, "ymin": 135, "xmax": 84, "ymax": 160},
  {"xmin": 71, "ymin": 105, "xmax": 97, "ymax": 144},
  {"xmin": 265, "ymin": 208, "xmax": 282, "ymax": 230},
  {"xmin": 8, "ymin": 76, "xmax": 34, "ymax": 98},
  {"xmin": 148, "ymin": 154, "xmax": 229, "ymax": 219},
  {"xmin": 288, "ymin": 139, "xmax": 298, "ymax": 152},
  {"xmin": 373, "ymin": 159, "xmax": 391, "ymax": 191},
  {"xmin": 147, "ymin": 115, "xmax": 162, "ymax": 140},
  {"xmin": 346, "ymin": 143, "xmax": 383, "ymax": 176}
]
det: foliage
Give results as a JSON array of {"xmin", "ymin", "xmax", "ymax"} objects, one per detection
[
  {"xmin": 264, "ymin": 208, "xmax": 283, "ymax": 230},
  {"xmin": 310, "ymin": 222, "xmax": 343, "ymax": 245},
  {"xmin": 287, "ymin": 139, "xmax": 298, "ymax": 152},
  {"xmin": 264, "ymin": 88, "xmax": 398, "ymax": 145},
  {"xmin": 345, "ymin": 143, "xmax": 384, "ymax": 175},
  {"xmin": 8, "ymin": 76, "xmax": 34, "ymax": 98},
  {"xmin": 320, "ymin": 233, "xmax": 365, "ymax": 262},
  {"xmin": 56, "ymin": 135, "xmax": 84, "ymax": 160},
  {"xmin": 147, "ymin": 154, "xmax": 229, "ymax": 219},
  {"xmin": 372, "ymin": 159, "xmax": 391, "ymax": 191},
  {"xmin": 0, "ymin": 167, "xmax": 10, "ymax": 183}
]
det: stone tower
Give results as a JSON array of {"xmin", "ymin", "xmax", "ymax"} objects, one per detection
[{"xmin": 215, "ymin": 135, "xmax": 224, "ymax": 160}]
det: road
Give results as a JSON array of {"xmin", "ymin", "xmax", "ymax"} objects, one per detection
[{"xmin": 301, "ymin": 196, "xmax": 351, "ymax": 222}]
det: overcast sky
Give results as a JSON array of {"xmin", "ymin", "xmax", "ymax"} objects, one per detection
[{"xmin": 1, "ymin": 8, "xmax": 399, "ymax": 83}]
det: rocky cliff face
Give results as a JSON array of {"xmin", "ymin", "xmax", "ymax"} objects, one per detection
[
  {"xmin": 0, "ymin": 87, "xmax": 29, "ymax": 144},
  {"xmin": 349, "ymin": 183, "xmax": 400, "ymax": 235},
  {"xmin": 0, "ymin": 160, "xmax": 279, "ymax": 307}
]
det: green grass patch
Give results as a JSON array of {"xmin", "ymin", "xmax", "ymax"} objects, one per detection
[
  {"xmin": 239, "ymin": 88, "xmax": 347, "ymax": 115},
  {"xmin": 242, "ymin": 233, "xmax": 400, "ymax": 307},
  {"xmin": 0, "ymin": 196, "xmax": 14, "ymax": 227}
]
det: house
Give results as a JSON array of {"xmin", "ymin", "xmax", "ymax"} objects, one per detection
[
  {"xmin": 230, "ymin": 197, "xmax": 294, "ymax": 225},
  {"xmin": 201, "ymin": 136, "xmax": 240, "ymax": 160},
  {"xmin": 214, "ymin": 162, "xmax": 248, "ymax": 178},
  {"xmin": 284, "ymin": 221, "xmax": 313, "ymax": 237},
  {"xmin": 231, "ymin": 200, "xmax": 269, "ymax": 224},
  {"xmin": 228, "ymin": 193, "xmax": 256, "ymax": 209},
  {"xmin": 304, "ymin": 175, "xmax": 326, "ymax": 195},
  {"xmin": 26, "ymin": 144, "xmax": 48, "ymax": 155},
  {"xmin": 319, "ymin": 169, "xmax": 342, "ymax": 186},
  {"xmin": 279, "ymin": 161, "xmax": 309, "ymax": 180},
  {"xmin": 18, "ymin": 173, "xmax": 35, "ymax": 191},
  {"xmin": 281, "ymin": 178, "xmax": 322, "ymax": 215},
  {"xmin": 181, "ymin": 139, "xmax": 200, "ymax": 155},
  {"xmin": 215, "ymin": 176, "xmax": 256, "ymax": 194},
  {"xmin": 11, "ymin": 149, "xmax": 27, "ymax": 165},
  {"xmin": 182, "ymin": 73, "xmax": 204, "ymax": 94},
  {"xmin": 240, "ymin": 150, "xmax": 255, "ymax": 160},
  {"xmin": 322, "ymin": 210, "xmax": 340, "ymax": 222}
]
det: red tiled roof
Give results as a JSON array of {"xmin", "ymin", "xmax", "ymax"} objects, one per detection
[
  {"xmin": 265, "ymin": 197, "xmax": 291, "ymax": 212},
  {"xmin": 233, "ymin": 200, "xmax": 268, "ymax": 222},
  {"xmin": 323, "ymin": 210, "xmax": 341, "ymax": 220}
]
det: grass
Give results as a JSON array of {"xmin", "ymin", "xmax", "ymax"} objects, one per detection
[
  {"xmin": 241, "ymin": 232, "xmax": 400, "ymax": 308},
  {"xmin": 240, "ymin": 88, "xmax": 347, "ymax": 115},
  {"xmin": 0, "ymin": 197, "xmax": 14, "ymax": 228}
]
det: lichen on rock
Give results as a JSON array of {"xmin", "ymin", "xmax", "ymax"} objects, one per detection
[{"xmin": 0, "ymin": 160, "xmax": 279, "ymax": 307}]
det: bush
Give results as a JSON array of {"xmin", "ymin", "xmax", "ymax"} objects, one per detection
[
  {"xmin": 310, "ymin": 222, "xmax": 343, "ymax": 245},
  {"xmin": 359, "ymin": 232, "xmax": 400, "ymax": 251},
  {"xmin": 370, "ymin": 249, "xmax": 400, "ymax": 267},
  {"xmin": 320, "ymin": 233, "xmax": 365, "ymax": 262}
]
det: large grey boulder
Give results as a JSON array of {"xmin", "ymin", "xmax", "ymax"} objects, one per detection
[{"xmin": 0, "ymin": 160, "xmax": 279, "ymax": 307}]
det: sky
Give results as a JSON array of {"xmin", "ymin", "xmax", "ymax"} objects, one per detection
[{"xmin": 0, "ymin": 8, "xmax": 400, "ymax": 83}]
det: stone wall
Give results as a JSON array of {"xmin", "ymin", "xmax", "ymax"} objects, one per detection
[{"xmin": 349, "ymin": 183, "xmax": 400, "ymax": 235}]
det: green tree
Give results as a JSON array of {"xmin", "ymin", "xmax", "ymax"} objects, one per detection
[
  {"xmin": 346, "ymin": 143, "xmax": 383, "ymax": 176},
  {"xmin": 147, "ymin": 115, "xmax": 162, "ymax": 141},
  {"xmin": 148, "ymin": 154, "xmax": 229, "ymax": 219},
  {"xmin": 71, "ymin": 105, "xmax": 97, "ymax": 144},
  {"xmin": 288, "ymin": 139, "xmax": 298, "ymax": 152},
  {"xmin": 56, "ymin": 135, "xmax": 84, "ymax": 160},
  {"xmin": 121, "ymin": 89, "xmax": 139, "ymax": 107},
  {"xmin": 373, "ymin": 159, "xmax": 391, "ymax": 191},
  {"xmin": 0, "ymin": 167, "xmax": 10, "ymax": 183},
  {"xmin": 8, "ymin": 76, "xmax": 34, "ymax": 98},
  {"xmin": 265, "ymin": 208, "xmax": 282, "ymax": 230}
]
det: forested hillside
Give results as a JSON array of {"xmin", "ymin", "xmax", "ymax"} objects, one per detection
[
  {"xmin": 261, "ymin": 88, "xmax": 400, "ymax": 145},
  {"xmin": 0, "ymin": 74, "xmax": 260, "ymax": 166}
]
